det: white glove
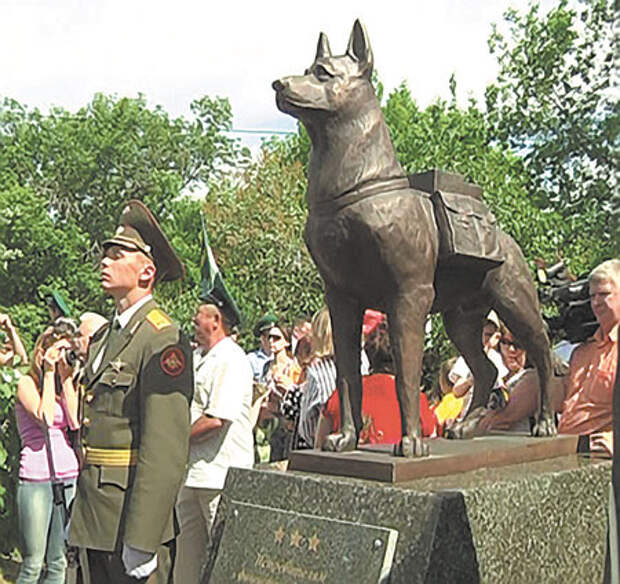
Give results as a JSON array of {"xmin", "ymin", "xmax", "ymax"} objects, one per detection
[{"xmin": 122, "ymin": 543, "xmax": 158, "ymax": 578}]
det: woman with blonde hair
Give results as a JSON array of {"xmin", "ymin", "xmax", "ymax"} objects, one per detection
[
  {"xmin": 433, "ymin": 356, "xmax": 464, "ymax": 430},
  {"xmin": 297, "ymin": 307, "xmax": 338, "ymax": 448},
  {"xmin": 15, "ymin": 319, "xmax": 81, "ymax": 584}
]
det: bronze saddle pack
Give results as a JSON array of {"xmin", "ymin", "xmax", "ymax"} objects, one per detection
[{"xmin": 409, "ymin": 169, "xmax": 505, "ymax": 271}]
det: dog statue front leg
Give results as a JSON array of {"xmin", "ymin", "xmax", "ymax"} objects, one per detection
[
  {"xmin": 323, "ymin": 378, "xmax": 359, "ymax": 452},
  {"xmin": 322, "ymin": 291, "xmax": 363, "ymax": 453}
]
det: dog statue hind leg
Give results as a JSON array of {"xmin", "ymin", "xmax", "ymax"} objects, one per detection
[
  {"xmin": 443, "ymin": 305, "xmax": 498, "ymax": 413},
  {"xmin": 389, "ymin": 283, "xmax": 435, "ymax": 457},
  {"xmin": 485, "ymin": 240, "xmax": 555, "ymax": 437}
]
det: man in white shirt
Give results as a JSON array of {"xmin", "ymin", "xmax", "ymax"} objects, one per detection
[{"xmin": 174, "ymin": 302, "xmax": 254, "ymax": 584}]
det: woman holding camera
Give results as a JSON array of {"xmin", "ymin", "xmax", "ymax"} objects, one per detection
[{"xmin": 15, "ymin": 320, "xmax": 80, "ymax": 584}]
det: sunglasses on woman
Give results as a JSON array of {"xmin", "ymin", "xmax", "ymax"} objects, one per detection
[{"xmin": 500, "ymin": 338, "xmax": 523, "ymax": 351}]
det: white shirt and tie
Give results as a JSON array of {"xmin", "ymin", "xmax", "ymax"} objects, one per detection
[{"xmin": 91, "ymin": 295, "xmax": 152, "ymax": 373}]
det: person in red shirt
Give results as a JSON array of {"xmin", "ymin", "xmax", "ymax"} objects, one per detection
[{"xmin": 315, "ymin": 315, "xmax": 437, "ymax": 448}]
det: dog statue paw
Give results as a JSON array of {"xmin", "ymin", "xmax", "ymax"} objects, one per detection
[
  {"xmin": 394, "ymin": 435, "xmax": 429, "ymax": 457},
  {"xmin": 323, "ymin": 430, "xmax": 357, "ymax": 452},
  {"xmin": 531, "ymin": 411, "xmax": 557, "ymax": 437},
  {"xmin": 444, "ymin": 407, "xmax": 487, "ymax": 440}
]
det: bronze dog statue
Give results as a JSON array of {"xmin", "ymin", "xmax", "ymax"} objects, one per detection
[{"xmin": 273, "ymin": 20, "xmax": 554, "ymax": 456}]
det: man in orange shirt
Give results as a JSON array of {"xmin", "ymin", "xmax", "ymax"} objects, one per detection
[{"xmin": 476, "ymin": 258, "xmax": 619, "ymax": 450}]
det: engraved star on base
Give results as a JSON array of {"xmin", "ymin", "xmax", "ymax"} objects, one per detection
[
  {"xmin": 274, "ymin": 526, "xmax": 285, "ymax": 544},
  {"xmin": 290, "ymin": 529, "xmax": 303, "ymax": 548},
  {"xmin": 307, "ymin": 533, "xmax": 320, "ymax": 552}
]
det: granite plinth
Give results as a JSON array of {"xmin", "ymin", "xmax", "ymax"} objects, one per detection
[
  {"xmin": 209, "ymin": 501, "xmax": 398, "ymax": 583},
  {"xmin": 208, "ymin": 455, "xmax": 611, "ymax": 583},
  {"xmin": 288, "ymin": 434, "xmax": 579, "ymax": 483}
]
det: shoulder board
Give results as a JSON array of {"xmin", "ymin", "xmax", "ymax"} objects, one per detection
[{"xmin": 146, "ymin": 308, "xmax": 173, "ymax": 331}]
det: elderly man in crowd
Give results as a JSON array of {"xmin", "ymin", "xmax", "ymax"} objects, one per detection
[
  {"xmin": 77, "ymin": 312, "xmax": 108, "ymax": 354},
  {"xmin": 476, "ymin": 258, "xmax": 619, "ymax": 451},
  {"xmin": 174, "ymin": 299, "xmax": 254, "ymax": 584}
]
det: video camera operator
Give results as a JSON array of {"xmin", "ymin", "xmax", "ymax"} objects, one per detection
[{"xmin": 475, "ymin": 258, "xmax": 619, "ymax": 455}]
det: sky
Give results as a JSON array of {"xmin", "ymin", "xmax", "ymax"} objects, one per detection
[{"xmin": 1, "ymin": 0, "xmax": 560, "ymax": 151}]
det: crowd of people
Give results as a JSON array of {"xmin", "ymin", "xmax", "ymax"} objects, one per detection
[{"xmin": 0, "ymin": 196, "xmax": 616, "ymax": 583}]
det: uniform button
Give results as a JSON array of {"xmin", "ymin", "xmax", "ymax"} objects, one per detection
[
  {"xmin": 83, "ymin": 417, "xmax": 91, "ymax": 427},
  {"xmin": 85, "ymin": 392, "xmax": 95, "ymax": 404}
]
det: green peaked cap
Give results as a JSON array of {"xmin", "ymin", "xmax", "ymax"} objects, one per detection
[
  {"xmin": 48, "ymin": 290, "xmax": 71, "ymax": 317},
  {"xmin": 104, "ymin": 200, "xmax": 184, "ymax": 284}
]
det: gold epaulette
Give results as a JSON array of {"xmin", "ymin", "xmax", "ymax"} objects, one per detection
[
  {"xmin": 146, "ymin": 308, "xmax": 172, "ymax": 331},
  {"xmin": 84, "ymin": 447, "xmax": 138, "ymax": 467}
]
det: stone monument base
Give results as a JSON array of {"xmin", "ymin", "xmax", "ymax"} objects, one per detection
[
  {"xmin": 207, "ymin": 450, "xmax": 610, "ymax": 583},
  {"xmin": 289, "ymin": 434, "xmax": 580, "ymax": 483}
]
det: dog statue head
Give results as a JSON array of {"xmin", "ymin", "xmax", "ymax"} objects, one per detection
[{"xmin": 273, "ymin": 19, "xmax": 376, "ymax": 126}]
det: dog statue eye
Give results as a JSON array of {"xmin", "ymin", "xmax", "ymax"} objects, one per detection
[{"xmin": 313, "ymin": 65, "xmax": 332, "ymax": 81}]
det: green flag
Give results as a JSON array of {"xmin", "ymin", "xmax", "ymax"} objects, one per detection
[{"xmin": 199, "ymin": 213, "xmax": 242, "ymax": 328}]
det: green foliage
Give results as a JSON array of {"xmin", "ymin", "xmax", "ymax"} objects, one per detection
[
  {"xmin": 201, "ymin": 136, "xmax": 322, "ymax": 349},
  {"xmin": 0, "ymin": 368, "xmax": 22, "ymax": 554},
  {"xmin": 0, "ymin": 186, "xmax": 99, "ymax": 344},
  {"xmin": 0, "ymin": 93, "xmax": 246, "ymax": 338},
  {"xmin": 0, "ymin": 94, "xmax": 245, "ymax": 245},
  {"xmin": 383, "ymin": 83, "xmax": 564, "ymax": 262},
  {"xmin": 486, "ymin": 0, "xmax": 618, "ymax": 268}
]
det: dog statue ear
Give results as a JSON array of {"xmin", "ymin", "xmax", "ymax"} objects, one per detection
[
  {"xmin": 346, "ymin": 19, "xmax": 373, "ymax": 78},
  {"xmin": 315, "ymin": 32, "xmax": 332, "ymax": 60}
]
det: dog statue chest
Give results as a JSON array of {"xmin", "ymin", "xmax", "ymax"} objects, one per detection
[{"xmin": 305, "ymin": 191, "xmax": 437, "ymax": 296}]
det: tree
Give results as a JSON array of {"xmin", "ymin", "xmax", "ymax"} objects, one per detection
[
  {"xmin": 0, "ymin": 93, "xmax": 245, "ymax": 245},
  {"xmin": 383, "ymin": 82, "xmax": 565, "ymax": 262},
  {"xmin": 0, "ymin": 186, "xmax": 98, "ymax": 346},
  {"xmin": 199, "ymin": 136, "xmax": 323, "ymax": 347},
  {"xmin": 0, "ymin": 93, "xmax": 247, "ymax": 334},
  {"xmin": 485, "ymin": 0, "xmax": 618, "ymax": 270}
]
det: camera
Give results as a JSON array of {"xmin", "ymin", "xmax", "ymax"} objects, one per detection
[
  {"xmin": 50, "ymin": 318, "xmax": 84, "ymax": 368},
  {"xmin": 65, "ymin": 347, "xmax": 83, "ymax": 367},
  {"xmin": 537, "ymin": 260, "xmax": 597, "ymax": 343}
]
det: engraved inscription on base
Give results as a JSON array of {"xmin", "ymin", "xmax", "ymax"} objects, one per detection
[{"xmin": 208, "ymin": 501, "xmax": 398, "ymax": 584}]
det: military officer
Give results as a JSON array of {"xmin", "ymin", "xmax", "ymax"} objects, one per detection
[{"xmin": 69, "ymin": 201, "xmax": 193, "ymax": 583}]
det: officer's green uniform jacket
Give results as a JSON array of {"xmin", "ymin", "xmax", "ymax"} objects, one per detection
[{"xmin": 69, "ymin": 298, "xmax": 193, "ymax": 553}]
